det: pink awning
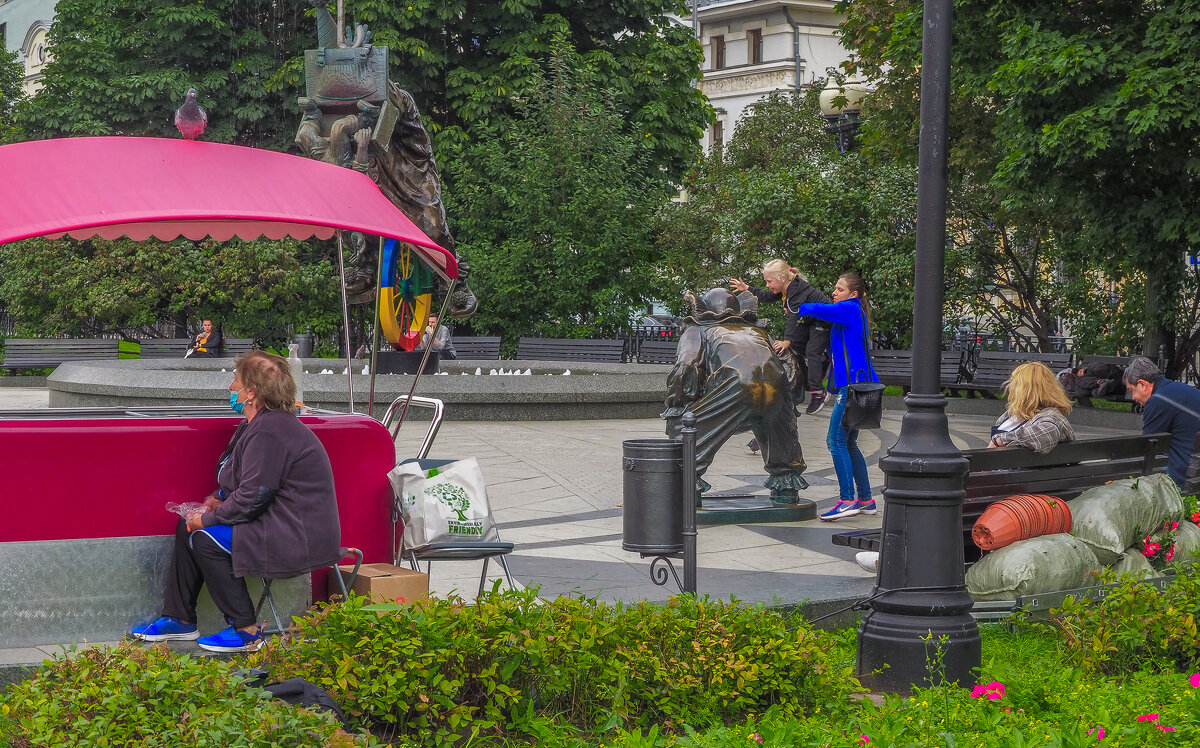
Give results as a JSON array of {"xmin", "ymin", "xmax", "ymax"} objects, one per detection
[{"xmin": 0, "ymin": 136, "xmax": 458, "ymax": 278}]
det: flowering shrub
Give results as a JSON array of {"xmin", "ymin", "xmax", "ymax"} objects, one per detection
[{"xmin": 1142, "ymin": 519, "xmax": 1180, "ymax": 570}]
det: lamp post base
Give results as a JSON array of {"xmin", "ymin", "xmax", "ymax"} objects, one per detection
[{"xmin": 857, "ymin": 607, "xmax": 981, "ymax": 692}]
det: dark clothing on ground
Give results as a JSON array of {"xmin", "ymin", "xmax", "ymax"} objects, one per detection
[
  {"xmin": 1142, "ymin": 378, "xmax": 1200, "ymax": 488},
  {"xmin": 747, "ymin": 277, "xmax": 831, "ymax": 392},
  {"xmin": 201, "ymin": 409, "xmax": 341, "ymax": 578}
]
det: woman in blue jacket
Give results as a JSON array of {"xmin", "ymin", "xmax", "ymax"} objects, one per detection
[{"xmin": 795, "ymin": 272, "xmax": 880, "ymax": 521}]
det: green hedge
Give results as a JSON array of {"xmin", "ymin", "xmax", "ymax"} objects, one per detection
[
  {"xmin": 0, "ymin": 643, "xmax": 370, "ymax": 746},
  {"xmin": 250, "ymin": 589, "xmax": 857, "ymax": 745}
]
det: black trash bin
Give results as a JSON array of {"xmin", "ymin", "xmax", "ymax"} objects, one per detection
[
  {"xmin": 294, "ymin": 326, "xmax": 314, "ymax": 358},
  {"xmin": 622, "ymin": 438, "xmax": 683, "ymax": 554}
]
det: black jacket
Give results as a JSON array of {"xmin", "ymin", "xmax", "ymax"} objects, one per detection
[{"xmin": 748, "ymin": 277, "xmax": 831, "ymax": 345}]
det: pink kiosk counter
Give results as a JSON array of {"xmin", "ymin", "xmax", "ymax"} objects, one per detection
[
  {"xmin": 0, "ymin": 136, "xmax": 461, "ymax": 647},
  {"xmin": 0, "ymin": 408, "xmax": 396, "ymax": 646}
]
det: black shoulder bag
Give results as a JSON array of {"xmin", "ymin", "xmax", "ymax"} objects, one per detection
[{"xmin": 841, "ymin": 306, "xmax": 885, "ymax": 431}]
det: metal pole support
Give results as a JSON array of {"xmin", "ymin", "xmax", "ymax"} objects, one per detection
[{"xmin": 681, "ymin": 412, "xmax": 698, "ymax": 594}]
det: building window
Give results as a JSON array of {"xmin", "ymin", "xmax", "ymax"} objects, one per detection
[
  {"xmin": 711, "ymin": 35, "xmax": 726, "ymax": 70},
  {"xmin": 712, "ymin": 120, "xmax": 724, "ymax": 149},
  {"xmin": 749, "ymin": 28, "xmax": 763, "ymax": 65}
]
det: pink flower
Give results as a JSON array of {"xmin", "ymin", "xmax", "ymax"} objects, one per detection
[
  {"xmin": 1143, "ymin": 542, "xmax": 1160, "ymax": 557},
  {"xmin": 858, "ymin": 736, "xmax": 870, "ymax": 746},
  {"xmin": 1189, "ymin": 672, "xmax": 1200, "ymax": 688},
  {"xmin": 748, "ymin": 734, "xmax": 763, "ymax": 743},
  {"xmin": 1158, "ymin": 725, "xmax": 1176, "ymax": 732},
  {"xmin": 1137, "ymin": 713, "xmax": 1159, "ymax": 722},
  {"xmin": 970, "ymin": 681, "xmax": 1005, "ymax": 700},
  {"xmin": 1170, "ymin": 521, "xmax": 1179, "ymax": 530},
  {"xmin": 1166, "ymin": 546, "xmax": 1175, "ymax": 562},
  {"xmin": 1087, "ymin": 726, "xmax": 1106, "ymax": 740}
]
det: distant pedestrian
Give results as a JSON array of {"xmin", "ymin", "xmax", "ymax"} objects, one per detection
[
  {"xmin": 731, "ymin": 260, "xmax": 831, "ymax": 415},
  {"xmin": 1124, "ymin": 357, "xmax": 1200, "ymax": 493},
  {"xmin": 418, "ymin": 313, "xmax": 456, "ymax": 360},
  {"xmin": 186, "ymin": 318, "xmax": 223, "ymax": 358}
]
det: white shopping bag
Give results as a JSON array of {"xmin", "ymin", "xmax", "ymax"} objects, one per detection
[{"xmin": 389, "ymin": 457, "xmax": 497, "ymax": 551}]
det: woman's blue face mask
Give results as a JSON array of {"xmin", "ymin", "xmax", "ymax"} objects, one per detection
[{"xmin": 229, "ymin": 387, "xmax": 246, "ymax": 415}]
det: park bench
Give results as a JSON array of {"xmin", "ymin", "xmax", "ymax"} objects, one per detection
[
  {"xmin": 871, "ymin": 349, "xmax": 969, "ymax": 391},
  {"xmin": 831, "ymin": 432, "xmax": 1172, "ymax": 565},
  {"xmin": 960, "ymin": 350, "xmax": 1072, "ymax": 397},
  {"xmin": 137, "ymin": 338, "xmax": 193, "ymax": 358},
  {"xmin": 452, "ymin": 336, "xmax": 502, "ymax": 360},
  {"xmin": 0, "ymin": 338, "xmax": 120, "ymax": 373},
  {"xmin": 223, "ymin": 338, "xmax": 255, "ymax": 357},
  {"xmin": 516, "ymin": 337, "xmax": 626, "ymax": 363},
  {"xmin": 637, "ymin": 339, "xmax": 678, "ymax": 364}
]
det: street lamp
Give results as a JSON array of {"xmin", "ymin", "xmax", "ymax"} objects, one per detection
[
  {"xmin": 819, "ymin": 80, "xmax": 870, "ymax": 154},
  {"xmin": 854, "ymin": 0, "xmax": 982, "ymax": 692}
]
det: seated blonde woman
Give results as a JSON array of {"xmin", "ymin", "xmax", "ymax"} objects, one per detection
[{"xmin": 989, "ymin": 361, "xmax": 1075, "ymax": 453}]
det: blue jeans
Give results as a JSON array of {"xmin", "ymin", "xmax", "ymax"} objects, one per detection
[{"xmin": 827, "ymin": 386, "xmax": 872, "ymax": 502}]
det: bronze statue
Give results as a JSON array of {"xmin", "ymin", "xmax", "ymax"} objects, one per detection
[
  {"xmin": 663, "ymin": 288, "xmax": 808, "ymax": 504},
  {"xmin": 292, "ymin": 0, "xmax": 477, "ymax": 321}
]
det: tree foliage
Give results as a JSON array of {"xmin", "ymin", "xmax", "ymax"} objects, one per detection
[
  {"xmin": 0, "ymin": 237, "xmax": 341, "ymax": 345},
  {"xmin": 444, "ymin": 38, "xmax": 672, "ymax": 345},
  {"xmin": 16, "ymin": 0, "xmax": 306, "ymax": 148},
  {"xmin": 0, "ymin": 48, "xmax": 24, "ymax": 144},
  {"xmin": 840, "ymin": 0, "xmax": 1200, "ymax": 370},
  {"xmin": 655, "ymin": 91, "xmax": 924, "ymax": 347},
  {"xmin": 269, "ymin": 1, "xmax": 710, "ymax": 182}
]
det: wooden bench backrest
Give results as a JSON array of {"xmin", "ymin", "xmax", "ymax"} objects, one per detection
[
  {"xmin": 223, "ymin": 338, "xmax": 255, "ymax": 357},
  {"xmin": 968, "ymin": 350, "xmax": 1072, "ymax": 390},
  {"xmin": 638, "ymin": 340, "xmax": 678, "ymax": 364},
  {"xmin": 453, "ymin": 336, "xmax": 502, "ymax": 360},
  {"xmin": 959, "ymin": 432, "xmax": 1171, "ymax": 522},
  {"xmin": 2, "ymin": 338, "xmax": 120, "ymax": 367},
  {"xmin": 137, "ymin": 338, "xmax": 192, "ymax": 358},
  {"xmin": 867, "ymin": 349, "xmax": 964, "ymax": 388},
  {"xmin": 516, "ymin": 337, "xmax": 626, "ymax": 362}
]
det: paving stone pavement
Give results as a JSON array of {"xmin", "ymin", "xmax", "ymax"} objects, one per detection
[{"xmin": 0, "ymin": 386, "xmax": 1135, "ymax": 669}]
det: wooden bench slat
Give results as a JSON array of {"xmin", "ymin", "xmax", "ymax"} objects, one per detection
[
  {"xmin": 453, "ymin": 337, "xmax": 502, "ymax": 360},
  {"xmin": 637, "ymin": 340, "xmax": 678, "ymax": 364},
  {"xmin": 137, "ymin": 339, "xmax": 193, "ymax": 358},
  {"xmin": 1, "ymin": 339, "xmax": 120, "ymax": 369},
  {"xmin": 516, "ymin": 337, "xmax": 626, "ymax": 362}
]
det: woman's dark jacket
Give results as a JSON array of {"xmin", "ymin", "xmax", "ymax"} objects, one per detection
[
  {"xmin": 747, "ymin": 277, "xmax": 831, "ymax": 345},
  {"xmin": 200, "ymin": 409, "xmax": 341, "ymax": 578}
]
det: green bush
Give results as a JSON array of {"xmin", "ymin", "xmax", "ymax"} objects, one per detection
[
  {"xmin": 249, "ymin": 588, "xmax": 856, "ymax": 744},
  {"xmin": 1042, "ymin": 570, "xmax": 1200, "ymax": 676},
  {"xmin": 0, "ymin": 642, "xmax": 371, "ymax": 747}
]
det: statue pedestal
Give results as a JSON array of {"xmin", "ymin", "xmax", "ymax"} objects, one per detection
[
  {"xmin": 376, "ymin": 350, "xmax": 439, "ymax": 375},
  {"xmin": 696, "ymin": 495, "xmax": 816, "ymax": 525}
]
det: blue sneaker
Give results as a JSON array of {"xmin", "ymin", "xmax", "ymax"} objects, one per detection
[
  {"xmin": 130, "ymin": 616, "xmax": 199, "ymax": 642},
  {"xmin": 197, "ymin": 626, "xmax": 264, "ymax": 653},
  {"xmin": 853, "ymin": 499, "xmax": 878, "ymax": 515},
  {"xmin": 819, "ymin": 500, "xmax": 860, "ymax": 521}
]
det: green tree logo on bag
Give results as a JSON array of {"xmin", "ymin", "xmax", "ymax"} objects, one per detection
[{"xmin": 426, "ymin": 483, "xmax": 485, "ymax": 536}]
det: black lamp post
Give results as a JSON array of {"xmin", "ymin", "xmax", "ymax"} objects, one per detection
[
  {"xmin": 854, "ymin": 0, "xmax": 982, "ymax": 691},
  {"xmin": 819, "ymin": 80, "xmax": 870, "ymax": 154}
]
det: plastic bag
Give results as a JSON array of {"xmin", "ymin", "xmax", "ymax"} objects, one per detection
[
  {"xmin": 966, "ymin": 533, "xmax": 1100, "ymax": 601},
  {"xmin": 165, "ymin": 501, "xmax": 206, "ymax": 518},
  {"xmin": 388, "ymin": 458, "xmax": 497, "ymax": 551},
  {"xmin": 1067, "ymin": 473, "xmax": 1183, "ymax": 564},
  {"xmin": 1108, "ymin": 547, "xmax": 1155, "ymax": 576}
]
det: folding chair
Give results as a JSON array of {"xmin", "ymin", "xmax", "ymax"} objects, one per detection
[{"xmin": 255, "ymin": 546, "xmax": 364, "ymax": 634}]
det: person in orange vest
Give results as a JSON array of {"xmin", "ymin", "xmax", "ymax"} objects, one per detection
[{"xmin": 188, "ymin": 318, "xmax": 224, "ymax": 358}]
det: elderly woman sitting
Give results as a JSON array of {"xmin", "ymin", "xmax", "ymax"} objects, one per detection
[{"xmin": 130, "ymin": 350, "xmax": 341, "ymax": 652}]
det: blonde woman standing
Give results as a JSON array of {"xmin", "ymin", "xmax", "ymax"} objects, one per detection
[{"xmin": 731, "ymin": 260, "xmax": 832, "ymax": 415}]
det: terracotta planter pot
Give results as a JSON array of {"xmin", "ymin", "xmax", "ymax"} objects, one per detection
[{"xmin": 972, "ymin": 494, "xmax": 1073, "ymax": 551}]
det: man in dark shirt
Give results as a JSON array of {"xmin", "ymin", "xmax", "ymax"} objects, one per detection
[{"xmin": 1124, "ymin": 357, "xmax": 1200, "ymax": 492}]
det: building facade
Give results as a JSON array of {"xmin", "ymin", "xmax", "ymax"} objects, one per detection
[
  {"xmin": 0, "ymin": 0, "xmax": 58, "ymax": 95},
  {"xmin": 693, "ymin": 0, "xmax": 849, "ymax": 151}
]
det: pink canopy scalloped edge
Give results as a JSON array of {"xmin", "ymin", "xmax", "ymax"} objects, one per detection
[{"xmin": 0, "ymin": 136, "xmax": 458, "ymax": 279}]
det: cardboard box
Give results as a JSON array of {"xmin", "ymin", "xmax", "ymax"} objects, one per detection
[{"xmin": 331, "ymin": 562, "xmax": 429, "ymax": 604}]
